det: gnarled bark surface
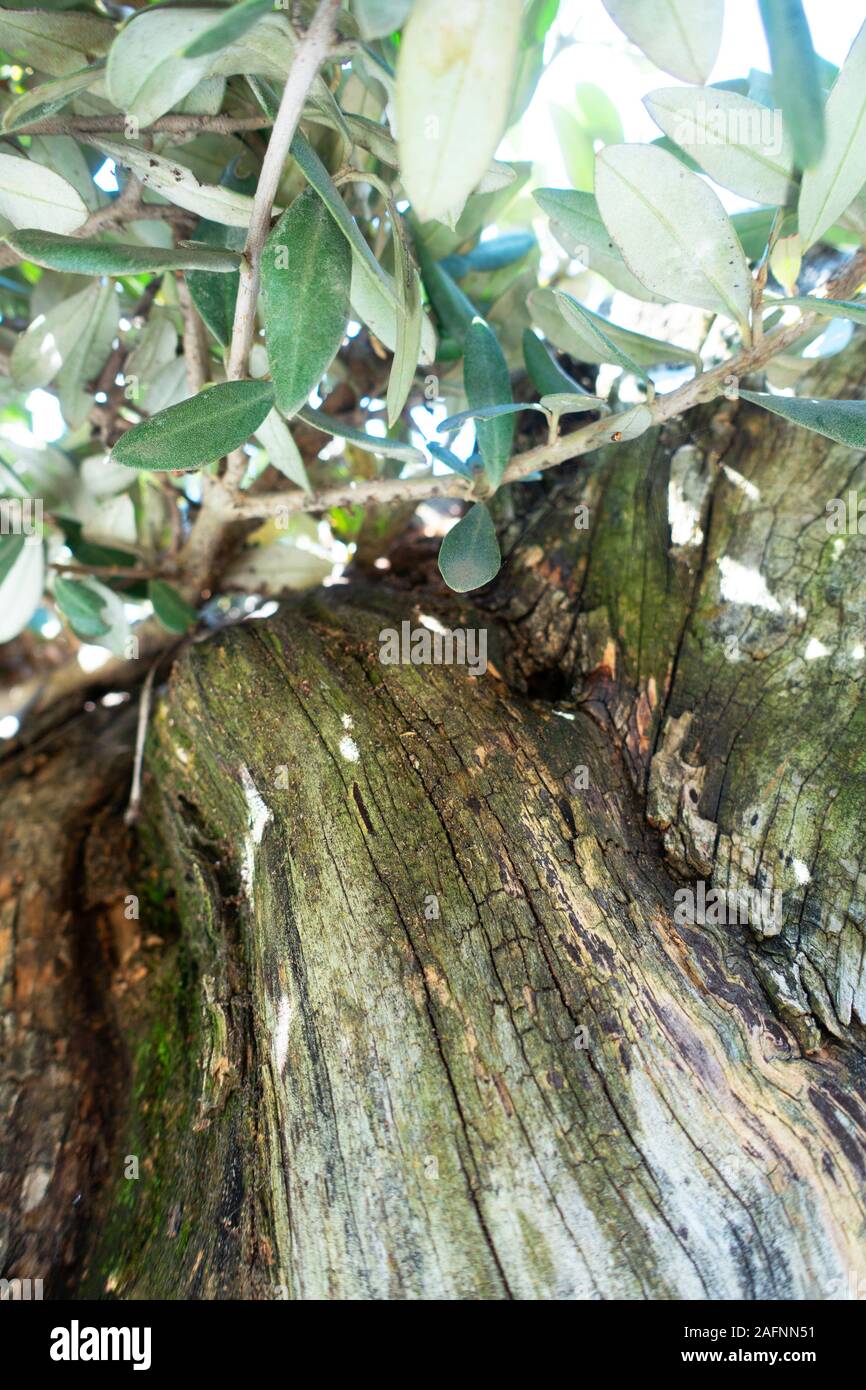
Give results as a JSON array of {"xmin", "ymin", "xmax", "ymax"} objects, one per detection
[{"xmin": 72, "ymin": 588, "xmax": 866, "ymax": 1299}]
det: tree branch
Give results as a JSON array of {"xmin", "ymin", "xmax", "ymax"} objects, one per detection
[
  {"xmin": 176, "ymin": 273, "xmax": 209, "ymax": 396},
  {"xmin": 222, "ymin": 0, "xmax": 341, "ymax": 492},
  {"xmin": 9, "ymin": 113, "xmax": 272, "ymax": 138},
  {"xmin": 218, "ymin": 246, "xmax": 866, "ymax": 520}
]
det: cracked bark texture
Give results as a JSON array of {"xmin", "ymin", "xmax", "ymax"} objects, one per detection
[
  {"xmin": 70, "ymin": 588, "xmax": 866, "ymax": 1300},
  {"xmin": 489, "ymin": 338, "xmax": 866, "ymax": 1057}
]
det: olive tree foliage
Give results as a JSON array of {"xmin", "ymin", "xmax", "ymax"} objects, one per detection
[{"xmin": 0, "ymin": 0, "xmax": 865, "ymax": 656}]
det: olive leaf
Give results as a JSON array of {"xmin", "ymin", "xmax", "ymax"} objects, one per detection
[
  {"xmin": 150, "ymin": 580, "xmax": 199, "ymax": 634},
  {"xmin": 766, "ymin": 296, "xmax": 866, "ymax": 325},
  {"xmin": 438, "ymin": 502, "xmax": 501, "ymax": 593},
  {"xmin": 299, "ymin": 404, "xmax": 425, "ymax": 464},
  {"xmin": 758, "ymin": 0, "xmax": 826, "ymax": 171},
  {"xmin": 595, "ymin": 144, "xmax": 753, "ymax": 334},
  {"xmin": 739, "ymin": 391, "xmax": 866, "ymax": 449},
  {"xmin": 0, "ymin": 152, "xmax": 87, "ymax": 235},
  {"xmin": 0, "ymin": 9, "xmax": 113, "ymax": 78},
  {"xmin": 534, "ymin": 187, "xmax": 665, "ymax": 302},
  {"xmin": 94, "ymin": 141, "xmax": 255, "ymax": 228},
  {"xmin": 395, "ymin": 0, "xmax": 523, "ymax": 221},
  {"xmin": 184, "ymin": 0, "xmax": 275, "ymax": 59},
  {"xmin": 602, "ymin": 0, "xmax": 723, "ymax": 85},
  {"xmin": 644, "ymin": 88, "xmax": 795, "ymax": 205},
  {"xmin": 464, "ymin": 318, "xmax": 514, "ymax": 490},
  {"xmin": 5, "ymin": 229, "xmax": 242, "ymax": 276},
  {"xmin": 111, "ymin": 381, "xmax": 276, "ymax": 472},
  {"xmin": 799, "ymin": 21, "xmax": 866, "ymax": 249},
  {"xmin": 261, "ymin": 188, "xmax": 351, "ymax": 419}
]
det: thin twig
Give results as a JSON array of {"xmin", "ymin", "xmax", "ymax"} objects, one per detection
[
  {"xmin": 223, "ymin": 0, "xmax": 341, "ymax": 492},
  {"xmin": 124, "ymin": 662, "xmax": 158, "ymax": 827},
  {"xmin": 50, "ymin": 561, "xmax": 165, "ymax": 579},
  {"xmin": 176, "ymin": 273, "xmax": 209, "ymax": 395},
  {"xmin": 10, "ymin": 113, "xmax": 272, "ymax": 138}
]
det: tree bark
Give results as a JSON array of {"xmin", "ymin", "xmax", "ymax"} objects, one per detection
[{"xmin": 3, "ymin": 343, "xmax": 866, "ymax": 1300}]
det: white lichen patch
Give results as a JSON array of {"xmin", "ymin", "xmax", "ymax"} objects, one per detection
[
  {"xmin": 274, "ymin": 994, "xmax": 291, "ymax": 1075},
  {"xmin": 239, "ymin": 764, "xmax": 271, "ymax": 894},
  {"xmin": 339, "ymin": 734, "xmax": 360, "ymax": 762},
  {"xmin": 792, "ymin": 858, "xmax": 811, "ymax": 885},
  {"xmin": 341, "ymin": 713, "xmax": 354, "ymax": 730},
  {"xmin": 718, "ymin": 557, "xmax": 781, "ymax": 613},
  {"xmin": 804, "ymin": 638, "xmax": 830, "ymax": 660}
]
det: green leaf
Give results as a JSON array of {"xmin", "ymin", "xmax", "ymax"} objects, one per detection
[
  {"xmin": 606, "ymin": 403, "xmax": 655, "ymax": 441},
  {"xmin": 395, "ymin": 0, "xmax": 523, "ymax": 221},
  {"xmin": 767, "ymin": 296, "xmax": 866, "ymax": 325},
  {"xmin": 185, "ymin": 165, "xmax": 254, "ymax": 346},
  {"xmin": 441, "ymin": 233, "xmax": 535, "ymax": 279},
  {"xmin": 107, "ymin": 9, "xmax": 215, "ymax": 126},
  {"xmin": 56, "ymin": 281, "xmax": 119, "ymax": 429},
  {"xmin": 0, "ymin": 538, "xmax": 43, "ymax": 644},
  {"xmin": 0, "ymin": 151, "xmax": 87, "ymax": 234},
  {"xmin": 414, "ymin": 236, "xmax": 477, "ymax": 345},
  {"xmin": 184, "ymin": 0, "xmax": 274, "ymax": 58},
  {"xmin": 440, "ymin": 402, "xmax": 545, "ymax": 433},
  {"xmin": 261, "ymin": 188, "xmax": 351, "ymax": 419},
  {"xmin": 464, "ymin": 318, "xmax": 514, "ymax": 490},
  {"xmin": 438, "ymin": 503, "xmax": 501, "ymax": 593},
  {"xmin": 732, "ymin": 207, "xmax": 777, "ymax": 261},
  {"xmin": 280, "ymin": 128, "xmax": 436, "ymax": 365},
  {"xmin": 11, "ymin": 280, "xmax": 111, "ymax": 390},
  {"xmin": 111, "ymin": 381, "xmax": 276, "ymax": 472},
  {"xmin": 554, "ymin": 293, "xmax": 649, "ymax": 383},
  {"xmin": 386, "ymin": 207, "xmax": 423, "ymax": 428},
  {"xmin": 4, "ymin": 229, "xmax": 241, "ymax": 276},
  {"xmin": 551, "ymin": 84, "xmax": 622, "ymax": 191},
  {"xmin": 95, "ymin": 141, "xmax": 255, "ymax": 228},
  {"xmin": 298, "ymin": 405, "xmax": 425, "ymax": 464},
  {"xmin": 529, "ymin": 288, "xmax": 700, "ymax": 370},
  {"xmin": 540, "ymin": 391, "xmax": 606, "ymax": 417},
  {"xmin": 738, "ymin": 391, "xmax": 866, "ymax": 449},
  {"xmin": 758, "ymin": 0, "xmax": 826, "ymax": 171},
  {"xmin": 254, "ymin": 408, "xmax": 311, "ymax": 493},
  {"xmin": 428, "ymin": 442, "xmax": 475, "ymax": 478},
  {"xmin": 602, "ymin": 0, "xmax": 723, "ymax": 84},
  {"xmin": 352, "ymin": 0, "xmax": 412, "ymax": 39},
  {"xmin": 644, "ymin": 87, "xmax": 795, "ymax": 205},
  {"xmin": 2, "ymin": 63, "xmax": 104, "ymax": 133},
  {"xmin": 523, "ymin": 328, "xmax": 592, "ymax": 398},
  {"xmin": 0, "ymin": 9, "xmax": 113, "ymax": 77},
  {"xmin": 551, "ymin": 104, "xmax": 595, "ymax": 192},
  {"xmin": 798, "ymin": 21, "xmax": 866, "ymax": 249},
  {"xmin": 149, "ymin": 579, "xmax": 198, "ymax": 633},
  {"xmin": 0, "ymin": 533, "xmax": 25, "ymax": 589},
  {"xmin": 186, "ymin": 241, "xmax": 238, "ymax": 346},
  {"xmin": 595, "ymin": 144, "xmax": 753, "ymax": 333},
  {"xmin": 533, "ymin": 187, "xmax": 665, "ymax": 302},
  {"xmin": 54, "ymin": 574, "xmax": 110, "ymax": 639}
]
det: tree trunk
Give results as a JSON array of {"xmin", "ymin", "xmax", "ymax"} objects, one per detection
[{"xmin": 3, "ymin": 343, "xmax": 866, "ymax": 1301}]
